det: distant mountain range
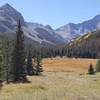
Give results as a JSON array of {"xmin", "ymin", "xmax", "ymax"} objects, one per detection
[
  {"xmin": 0, "ymin": 3, "xmax": 100, "ymax": 46},
  {"xmin": 56, "ymin": 15, "xmax": 100, "ymax": 41}
]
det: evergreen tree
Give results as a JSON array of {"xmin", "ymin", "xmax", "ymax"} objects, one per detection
[
  {"xmin": 0, "ymin": 39, "xmax": 9, "ymax": 82},
  {"xmin": 0, "ymin": 40, "xmax": 3, "ymax": 86},
  {"xmin": 27, "ymin": 50, "xmax": 33, "ymax": 75},
  {"xmin": 3, "ymin": 40, "xmax": 13, "ymax": 83},
  {"xmin": 96, "ymin": 59, "xmax": 100, "ymax": 72},
  {"xmin": 33, "ymin": 51, "xmax": 43, "ymax": 75},
  {"xmin": 11, "ymin": 20, "xmax": 27, "ymax": 82},
  {"xmin": 0, "ymin": 38, "xmax": 13, "ymax": 83},
  {"xmin": 88, "ymin": 64, "xmax": 95, "ymax": 75},
  {"xmin": 0, "ymin": 40, "xmax": 3, "ymax": 82},
  {"xmin": 0, "ymin": 57, "xmax": 2, "ymax": 81}
]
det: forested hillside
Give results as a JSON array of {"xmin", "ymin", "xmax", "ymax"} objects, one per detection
[{"xmin": 38, "ymin": 30, "xmax": 100, "ymax": 58}]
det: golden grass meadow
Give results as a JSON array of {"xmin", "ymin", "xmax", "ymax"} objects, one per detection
[{"xmin": 1, "ymin": 58, "xmax": 100, "ymax": 100}]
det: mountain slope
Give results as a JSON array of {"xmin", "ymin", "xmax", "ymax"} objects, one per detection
[
  {"xmin": 0, "ymin": 3, "xmax": 65, "ymax": 46},
  {"xmin": 66, "ymin": 30, "xmax": 100, "ymax": 58},
  {"xmin": 1, "ymin": 3, "xmax": 100, "ymax": 45},
  {"xmin": 71, "ymin": 29, "xmax": 100, "ymax": 44},
  {"xmin": 56, "ymin": 15, "xmax": 100, "ymax": 41}
]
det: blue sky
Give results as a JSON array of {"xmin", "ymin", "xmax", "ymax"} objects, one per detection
[{"xmin": 0, "ymin": 0, "xmax": 100, "ymax": 29}]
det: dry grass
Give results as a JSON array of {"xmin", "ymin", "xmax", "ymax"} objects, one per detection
[
  {"xmin": 43, "ymin": 58, "xmax": 97, "ymax": 73},
  {"xmin": 0, "ymin": 58, "xmax": 99, "ymax": 100}
]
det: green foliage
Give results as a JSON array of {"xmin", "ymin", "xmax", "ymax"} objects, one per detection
[
  {"xmin": 37, "ymin": 30, "xmax": 100, "ymax": 59},
  {"xmin": 88, "ymin": 64, "xmax": 95, "ymax": 75},
  {"xmin": 0, "ymin": 39, "xmax": 12, "ymax": 83},
  {"xmin": 33, "ymin": 51, "xmax": 43, "ymax": 75},
  {"xmin": 0, "ymin": 40, "xmax": 3, "ymax": 81},
  {"xmin": 2, "ymin": 40, "xmax": 11, "ymax": 83},
  {"xmin": 27, "ymin": 50, "xmax": 33, "ymax": 75},
  {"xmin": 11, "ymin": 20, "xmax": 27, "ymax": 82},
  {"xmin": 96, "ymin": 59, "xmax": 100, "ymax": 72}
]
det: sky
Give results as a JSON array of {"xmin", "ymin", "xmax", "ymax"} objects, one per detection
[{"xmin": 0, "ymin": 0, "xmax": 100, "ymax": 29}]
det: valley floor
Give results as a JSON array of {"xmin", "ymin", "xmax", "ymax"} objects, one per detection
[
  {"xmin": 0, "ymin": 58, "xmax": 100, "ymax": 100},
  {"xmin": 43, "ymin": 58, "xmax": 97, "ymax": 73}
]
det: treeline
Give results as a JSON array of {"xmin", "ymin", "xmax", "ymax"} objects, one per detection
[
  {"xmin": 36, "ymin": 30, "xmax": 100, "ymax": 59},
  {"xmin": 0, "ymin": 20, "xmax": 43, "ymax": 83}
]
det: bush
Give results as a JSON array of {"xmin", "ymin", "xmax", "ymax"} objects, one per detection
[{"xmin": 88, "ymin": 64, "xmax": 95, "ymax": 75}]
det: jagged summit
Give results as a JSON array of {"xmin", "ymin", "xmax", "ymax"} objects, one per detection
[
  {"xmin": 93, "ymin": 15, "xmax": 100, "ymax": 19},
  {"xmin": 56, "ymin": 15, "xmax": 100, "ymax": 41},
  {"xmin": 0, "ymin": 3, "xmax": 25, "ymax": 26},
  {"xmin": 1, "ymin": 3, "xmax": 16, "ymax": 12},
  {"xmin": 45, "ymin": 25, "xmax": 54, "ymax": 30},
  {"xmin": 92, "ymin": 15, "xmax": 100, "ymax": 21},
  {"xmin": 2, "ymin": 3, "xmax": 12, "ymax": 7}
]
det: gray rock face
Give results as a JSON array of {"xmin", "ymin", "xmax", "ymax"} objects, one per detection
[
  {"xmin": 56, "ymin": 15, "xmax": 100, "ymax": 41},
  {"xmin": 0, "ymin": 3, "xmax": 25, "ymax": 33},
  {"xmin": 0, "ymin": 3, "xmax": 100, "ymax": 45},
  {"xmin": 0, "ymin": 3, "xmax": 65, "ymax": 46}
]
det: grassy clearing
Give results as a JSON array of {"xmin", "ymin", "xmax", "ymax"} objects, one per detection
[
  {"xmin": 43, "ymin": 58, "xmax": 97, "ymax": 73},
  {"xmin": 0, "ymin": 58, "xmax": 99, "ymax": 100}
]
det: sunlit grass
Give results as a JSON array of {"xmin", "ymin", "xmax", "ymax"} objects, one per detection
[
  {"xmin": 43, "ymin": 58, "xmax": 97, "ymax": 72},
  {"xmin": 0, "ymin": 58, "xmax": 99, "ymax": 100}
]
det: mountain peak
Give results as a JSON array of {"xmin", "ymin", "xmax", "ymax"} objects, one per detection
[
  {"xmin": 93, "ymin": 15, "xmax": 100, "ymax": 20},
  {"xmin": 2, "ymin": 3, "xmax": 13, "ymax": 9},
  {"xmin": 0, "ymin": 3, "xmax": 25, "ymax": 26},
  {"xmin": 0, "ymin": 3, "xmax": 18, "ymax": 13},
  {"xmin": 45, "ymin": 25, "xmax": 54, "ymax": 30},
  {"xmin": 3, "ymin": 3, "xmax": 11, "ymax": 6}
]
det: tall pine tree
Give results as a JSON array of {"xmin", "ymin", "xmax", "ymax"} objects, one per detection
[
  {"xmin": 0, "ymin": 40, "xmax": 3, "ymax": 82},
  {"xmin": 12, "ymin": 20, "xmax": 27, "ymax": 82},
  {"xmin": 96, "ymin": 59, "xmax": 100, "ymax": 72},
  {"xmin": 33, "ymin": 51, "xmax": 43, "ymax": 75},
  {"xmin": 27, "ymin": 50, "xmax": 33, "ymax": 75},
  {"xmin": 3, "ymin": 40, "xmax": 13, "ymax": 83}
]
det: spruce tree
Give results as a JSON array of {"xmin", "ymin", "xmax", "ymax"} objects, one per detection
[
  {"xmin": 33, "ymin": 51, "xmax": 43, "ymax": 75},
  {"xmin": 0, "ymin": 56, "xmax": 2, "ymax": 81},
  {"xmin": 3, "ymin": 40, "xmax": 13, "ymax": 83},
  {"xmin": 27, "ymin": 50, "xmax": 33, "ymax": 75},
  {"xmin": 96, "ymin": 59, "xmax": 100, "ymax": 72},
  {"xmin": 0, "ymin": 40, "xmax": 3, "ymax": 82},
  {"xmin": 88, "ymin": 64, "xmax": 95, "ymax": 75},
  {"xmin": 12, "ymin": 20, "xmax": 27, "ymax": 82},
  {"xmin": 0, "ymin": 39, "xmax": 11, "ymax": 83}
]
